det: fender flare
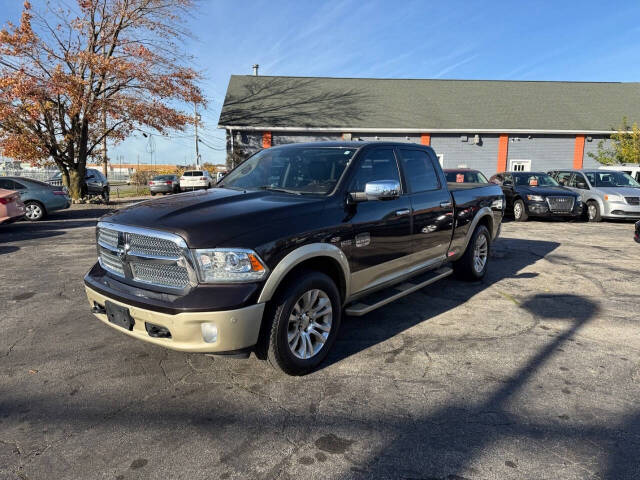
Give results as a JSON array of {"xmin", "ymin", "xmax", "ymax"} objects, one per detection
[
  {"xmin": 451, "ymin": 207, "xmax": 494, "ymax": 261},
  {"xmin": 257, "ymin": 243, "xmax": 351, "ymax": 304}
]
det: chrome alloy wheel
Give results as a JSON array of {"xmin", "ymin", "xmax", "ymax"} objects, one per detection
[
  {"xmin": 513, "ymin": 202, "xmax": 522, "ymax": 219},
  {"xmin": 473, "ymin": 233, "xmax": 488, "ymax": 274},
  {"xmin": 287, "ymin": 289, "xmax": 332, "ymax": 360},
  {"xmin": 588, "ymin": 203, "xmax": 597, "ymax": 220},
  {"xmin": 25, "ymin": 203, "xmax": 43, "ymax": 220}
]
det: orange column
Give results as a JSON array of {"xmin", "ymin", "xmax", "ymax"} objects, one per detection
[
  {"xmin": 262, "ymin": 131, "xmax": 272, "ymax": 149},
  {"xmin": 420, "ymin": 133, "xmax": 431, "ymax": 146},
  {"xmin": 497, "ymin": 134, "xmax": 509, "ymax": 172},
  {"xmin": 573, "ymin": 135, "xmax": 585, "ymax": 169}
]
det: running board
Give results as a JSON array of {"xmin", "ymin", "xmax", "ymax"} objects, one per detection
[{"xmin": 345, "ymin": 266, "xmax": 454, "ymax": 317}]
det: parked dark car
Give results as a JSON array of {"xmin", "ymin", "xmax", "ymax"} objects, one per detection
[
  {"xmin": 0, "ymin": 177, "xmax": 70, "ymax": 221},
  {"xmin": 85, "ymin": 141, "xmax": 505, "ymax": 375},
  {"xmin": 489, "ymin": 171, "xmax": 582, "ymax": 222},
  {"xmin": 444, "ymin": 168, "xmax": 489, "ymax": 184},
  {"xmin": 47, "ymin": 168, "xmax": 110, "ymax": 202},
  {"xmin": 149, "ymin": 175, "xmax": 180, "ymax": 195}
]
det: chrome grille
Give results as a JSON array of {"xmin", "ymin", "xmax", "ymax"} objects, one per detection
[
  {"xmin": 131, "ymin": 262, "xmax": 190, "ymax": 288},
  {"xmin": 96, "ymin": 222, "xmax": 194, "ymax": 292},
  {"xmin": 98, "ymin": 228, "xmax": 119, "ymax": 249},
  {"xmin": 547, "ymin": 196, "xmax": 575, "ymax": 213},
  {"xmin": 128, "ymin": 232, "xmax": 182, "ymax": 258},
  {"xmin": 99, "ymin": 249, "xmax": 125, "ymax": 276},
  {"xmin": 625, "ymin": 196, "xmax": 640, "ymax": 206}
]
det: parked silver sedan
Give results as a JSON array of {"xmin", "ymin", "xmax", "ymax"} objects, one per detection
[
  {"xmin": 549, "ymin": 169, "xmax": 640, "ymax": 222},
  {"xmin": 149, "ymin": 175, "xmax": 180, "ymax": 195}
]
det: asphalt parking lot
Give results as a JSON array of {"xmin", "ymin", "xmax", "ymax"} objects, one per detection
[{"xmin": 1, "ymin": 206, "xmax": 639, "ymax": 480}]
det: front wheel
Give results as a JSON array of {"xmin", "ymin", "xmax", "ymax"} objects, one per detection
[
  {"xmin": 513, "ymin": 199, "xmax": 528, "ymax": 222},
  {"xmin": 587, "ymin": 201, "xmax": 602, "ymax": 222},
  {"xmin": 454, "ymin": 224, "xmax": 491, "ymax": 280},
  {"xmin": 264, "ymin": 271, "xmax": 341, "ymax": 375}
]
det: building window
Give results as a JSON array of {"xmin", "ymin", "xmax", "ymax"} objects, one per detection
[{"xmin": 509, "ymin": 159, "xmax": 531, "ymax": 172}]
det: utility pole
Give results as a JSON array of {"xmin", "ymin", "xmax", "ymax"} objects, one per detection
[
  {"xmin": 102, "ymin": 44, "xmax": 108, "ymax": 179},
  {"xmin": 194, "ymin": 102, "xmax": 201, "ymax": 168}
]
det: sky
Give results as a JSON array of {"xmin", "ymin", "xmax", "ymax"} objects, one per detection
[{"xmin": 2, "ymin": 0, "xmax": 640, "ymax": 166}]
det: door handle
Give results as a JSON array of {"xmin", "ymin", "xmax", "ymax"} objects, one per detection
[
  {"xmin": 440, "ymin": 201, "xmax": 452, "ymax": 209},
  {"xmin": 395, "ymin": 209, "xmax": 410, "ymax": 216}
]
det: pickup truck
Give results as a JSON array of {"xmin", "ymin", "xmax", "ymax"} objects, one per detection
[{"xmin": 85, "ymin": 142, "xmax": 504, "ymax": 375}]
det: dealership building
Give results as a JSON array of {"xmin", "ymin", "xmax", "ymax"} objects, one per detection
[{"xmin": 218, "ymin": 75, "xmax": 640, "ymax": 175}]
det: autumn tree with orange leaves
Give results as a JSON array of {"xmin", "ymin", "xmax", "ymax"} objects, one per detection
[{"xmin": 0, "ymin": 1, "xmax": 203, "ymax": 199}]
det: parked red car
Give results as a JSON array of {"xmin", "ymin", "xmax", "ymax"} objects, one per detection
[{"xmin": 0, "ymin": 188, "xmax": 26, "ymax": 224}]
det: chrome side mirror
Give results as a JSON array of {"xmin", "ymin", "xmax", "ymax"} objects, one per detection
[{"xmin": 351, "ymin": 179, "xmax": 400, "ymax": 202}]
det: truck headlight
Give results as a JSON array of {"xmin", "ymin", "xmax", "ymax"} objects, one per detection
[
  {"xmin": 527, "ymin": 195, "xmax": 545, "ymax": 202},
  {"xmin": 193, "ymin": 248, "xmax": 268, "ymax": 283}
]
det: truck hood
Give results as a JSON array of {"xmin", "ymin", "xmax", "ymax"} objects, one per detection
[
  {"xmin": 516, "ymin": 186, "xmax": 577, "ymax": 197},
  {"xmin": 101, "ymin": 187, "xmax": 327, "ymax": 248}
]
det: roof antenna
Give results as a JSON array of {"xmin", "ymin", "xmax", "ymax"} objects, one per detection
[{"xmin": 252, "ymin": 64, "xmax": 259, "ymax": 76}]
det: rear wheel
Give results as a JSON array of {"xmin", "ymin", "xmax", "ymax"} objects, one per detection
[
  {"xmin": 454, "ymin": 224, "xmax": 491, "ymax": 281},
  {"xmin": 24, "ymin": 201, "xmax": 45, "ymax": 221},
  {"xmin": 264, "ymin": 271, "xmax": 341, "ymax": 375},
  {"xmin": 587, "ymin": 201, "xmax": 601, "ymax": 222},
  {"xmin": 513, "ymin": 199, "xmax": 528, "ymax": 222},
  {"xmin": 102, "ymin": 189, "xmax": 109, "ymax": 203}
]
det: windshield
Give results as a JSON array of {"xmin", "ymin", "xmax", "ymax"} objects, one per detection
[
  {"xmin": 445, "ymin": 170, "xmax": 488, "ymax": 183},
  {"xmin": 183, "ymin": 171, "xmax": 204, "ymax": 176},
  {"xmin": 153, "ymin": 175, "xmax": 175, "ymax": 180},
  {"xmin": 586, "ymin": 171, "xmax": 640, "ymax": 188},
  {"xmin": 221, "ymin": 146, "xmax": 356, "ymax": 194},
  {"xmin": 513, "ymin": 173, "xmax": 559, "ymax": 187}
]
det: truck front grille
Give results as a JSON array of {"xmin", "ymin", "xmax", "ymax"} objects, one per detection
[
  {"xmin": 96, "ymin": 223, "xmax": 194, "ymax": 293},
  {"xmin": 546, "ymin": 196, "xmax": 575, "ymax": 213},
  {"xmin": 625, "ymin": 196, "xmax": 640, "ymax": 206}
]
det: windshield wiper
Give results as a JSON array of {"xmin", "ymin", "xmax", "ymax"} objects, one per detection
[{"xmin": 257, "ymin": 186, "xmax": 303, "ymax": 195}]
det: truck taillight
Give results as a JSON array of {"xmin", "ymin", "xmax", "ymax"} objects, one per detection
[
  {"xmin": 149, "ymin": 181, "xmax": 154, "ymax": 185},
  {"xmin": 166, "ymin": 181, "xmax": 172, "ymax": 185},
  {"xmin": 0, "ymin": 197, "xmax": 13, "ymax": 205}
]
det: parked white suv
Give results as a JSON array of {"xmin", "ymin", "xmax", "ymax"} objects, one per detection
[{"xmin": 179, "ymin": 170, "xmax": 213, "ymax": 190}]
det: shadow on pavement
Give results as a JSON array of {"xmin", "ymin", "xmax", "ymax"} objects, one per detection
[
  {"xmin": 323, "ymin": 236, "xmax": 560, "ymax": 369},
  {"xmin": 0, "ymin": 208, "xmax": 112, "ymax": 244}
]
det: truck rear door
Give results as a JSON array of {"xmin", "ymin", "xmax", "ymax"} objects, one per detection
[{"xmin": 396, "ymin": 147, "xmax": 454, "ymax": 261}]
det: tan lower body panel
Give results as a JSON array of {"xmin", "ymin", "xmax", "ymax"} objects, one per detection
[{"xmin": 85, "ymin": 286, "xmax": 265, "ymax": 353}]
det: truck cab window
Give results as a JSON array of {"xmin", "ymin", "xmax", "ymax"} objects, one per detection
[
  {"xmin": 349, "ymin": 148, "xmax": 401, "ymax": 192},
  {"xmin": 397, "ymin": 149, "xmax": 440, "ymax": 193}
]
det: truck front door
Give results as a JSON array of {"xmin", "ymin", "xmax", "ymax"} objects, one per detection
[
  {"xmin": 396, "ymin": 147, "xmax": 454, "ymax": 262},
  {"xmin": 346, "ymin": 147, "xmax": 413, "ymax": 295}
]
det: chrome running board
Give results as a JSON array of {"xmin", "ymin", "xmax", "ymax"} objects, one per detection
[{"xmin": 344, "ymin": 266, "xmax": 453, "ymax": 316}]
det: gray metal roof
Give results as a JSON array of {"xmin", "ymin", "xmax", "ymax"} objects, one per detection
[{"xmin": 218, "ymin": 75, "xmax": 640, "ymax": 133}]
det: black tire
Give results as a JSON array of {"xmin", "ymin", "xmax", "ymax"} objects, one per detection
[
  {"xmin": 453, "ymin": 224, "xmax": 491, "ymax": 281},
  {"xmin": 24, "ymin": 201, "xmax": 46, "ymax": 221},
  {"xmin": 513, "ymin": 199, "xmax": 528, "ymax": 222},
  {"xmin": 586, "ymin": 201, "xmax": 602, "ymax": 222},
  {"xmin": 264, "ymin": 271, "xmax": 341, "ymax": 375},
  {"xmin": 102, "ymin": 189, "xmax": 109, "ymax": 204},
  {"xmin": 150, "ymin": 192, "xmax": 156, "ymax": 196}
]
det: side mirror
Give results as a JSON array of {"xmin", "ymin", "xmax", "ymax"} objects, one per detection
[
  {"xmin": 351, "ymin": 179, "xmax": 400, "ymax": 202},
  {"xmin": 576, "ymin": 182, "xmax": 587, "ymax": 189}
]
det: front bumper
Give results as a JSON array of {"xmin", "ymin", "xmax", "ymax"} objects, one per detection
[
  {"xmin": 86, "ymin": 285, "xmax": 265, "ymax": 353},
  {"xmin": 526, "ymin": 200, "xmax": 582, "ymax": 217},
  {"xmin": 603, "ymin": 201, "xmax": 640, "ymax": 219}
]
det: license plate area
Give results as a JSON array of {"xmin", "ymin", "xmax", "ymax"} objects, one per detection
[{"xmin": 105, "ymin": 300, "xmax": 135, "ymax": 331}]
